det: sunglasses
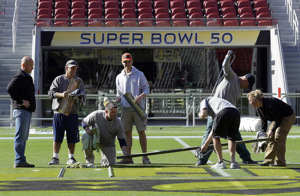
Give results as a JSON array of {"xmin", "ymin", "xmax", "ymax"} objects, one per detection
[{"xmin": 123, "ymin": 61, "xmax": 131, "ymax": 63}]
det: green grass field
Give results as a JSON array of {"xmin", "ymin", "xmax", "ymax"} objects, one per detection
[{"xmin": 1, "ymin": 125, "xmax": 300, "ymax": 195}]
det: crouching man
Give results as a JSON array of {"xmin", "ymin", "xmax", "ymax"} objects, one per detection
[
  {"xmin": 81, "ymin": 98, "xmax": 131, "ymax": 166},
  {"xmin": 199, "ymin": 97, "xmax": 241, "ymax": 169}
]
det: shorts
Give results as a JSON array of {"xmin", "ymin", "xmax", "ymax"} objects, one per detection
[
  {"xmin": 121, "ymin": 108, "xmax": 147, "ymax": 132},
  {"xmin": 53, "ymin": 113, "xmax": 80, "ymax": 144},
  {"xmin": 212, "ymin": 108, "xmax": 240, "ymax": 141}
]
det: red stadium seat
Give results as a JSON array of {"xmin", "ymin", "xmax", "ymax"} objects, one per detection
[
  {"xmin": 105, "ymin": 13, "xmax": 120, "ymax": 26},
  {"xmin": 223, "ymin": 20, "xmax": 239, "ymax": 26},
  {"xmin": 189, "ymin": 20, "xmax": 205, "ymax": 26},
  {"xmin": 55, "ymin": 8, "xmax": 69, "ymax": 16},
  {"xmin": 104, "ymin": 1, "xmax": 118, "ymax": 9},
  {"xmin": 253, "ymin": 1, "xmax": 268, "ymax": 9},
  {"xmin": 88, "ymin": 8, "xmax": 102, "ymax": 16},
  {"xmin": 36, "ymin": 14, "xmax": 52, "ymax": 27},
  {"xmin": 171, "ymin": 7, "xmax": 186, "ymax": 16},
  {"xmin": 154, "ymin": 7, "xmax": 169, "ymax": 16},
  {"xmin": 187, "ymin": 7, "xmax": 202, "ymax": 16},
  {"xmin": 204, "ymin": 7, "xmax": 219, "ymax": 16},
  {"xmin": 170, "ymin": 1, "xmax": 185, "ymax": 9},
  {"xmin": 121, "ymin": 1, "xmax": 136, "ymax": 9},
  {"xmin": 155, "ymin": 12, "xmax": 170, "ymax": 26},
  {"xmin": 186, "ymin": 1, "xmax": 202, "ymax": 9},
  {"xmin": 55, "ymin": 0, "xmax": 69, "ymax": 3},
  {"xmin": 138, "ymin": 1, "xmax": 152, "ymax": 9},
  {"xmin": 239, "ymin": 12, "xmax": 255, "ymax": 22},
  {"xmin": 257, "ymin": 19, "xmax": 272, "ymax": 26},
  {"xmin": 105, "ymin": 8, "xmax": 119, "ymax": 16},
  {"xmin": 139, "ymin": 13, "xmax": 154, "ymax": 22},
  {"xmin": 55, "ymin": 1, "xmax": 69, "ymax": 9},
  {"xmin": 206, "ymin": 20, "xmax": 222, "ymax": 26},
  {"xmin": 240, "ymin": 20, "xmax": 256, "ymax": 26},
  {"xmin": 71, "ymin": 8, "xmax": 86, "ymax": 16},
  {"xmin": 38, "ymin": 2, "xmax": 53, "ymax": 10},
  {"xmin": 172, "ymin": 13, "xmax": 188, "ymax": 26},
  {"xmin": 222, "ymin": 13, "xmax": 238, "ymax": 23},
  {"xmin": 54, "ymin": 14, "xmax": 69, "ymax": 26},
  {"xmin": 70, "ymin": 14, "xmax": 86, "ymax": 26},
  {"xmin": 220, "ymin": 7, "xmax": 236, "ymax": 16},
  {"xmin": 122, "ymin": 8, "xmax": 136, "ymax": 16},
  {"xmin": 255, "ymin": 7, "xmax": 271, "ymax": 16},
  {"xmin": 237, "ymin": 7, "xmax": 253, "ymax": 15},
  {"xmin": 203, "ymin": 1, "xmax": 218, "ymax": 8},
  {"xmin": 138, "ymin": 8, "xmax": 153, "ymax": 17},
  {"xmin": 220, "ymin": 1, "xmax": 235, "ymax": 8},
  {"xmin": 88, "ymin": 14, "xmax": 103, "ymax": 26},
  {"xmin": 138, "ymin": 21, "xmax": 153, "ymax": 26},
  {"xmin": 37, "ymin": 8, "xmax": 52, "ymax": 17},
  {"xmin": 236, "ymin": 0, "xmax": 252, "ymax": 9},
  {"xmin": 206, "ymin": 12, "xmax": 221, "ymax": 26},
  {"xmin": 71, "ymin": 1, "xmax": 86, "ymax": 9},
  {"xmin": 154, "ymin": 1, "xmax": 169, "ymax": 9},
  {"xmin": 90, "ymin": 1, "xmax": 103, "ymax": 9}
]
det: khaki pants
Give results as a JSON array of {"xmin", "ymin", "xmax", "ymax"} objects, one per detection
[
  {"xmin": 264, "ymin": 113, "xmax": 296, "ymax": 166},
  {"xmin": 82, "ymin": 133, "xmax": 116, "ymax": 166}
]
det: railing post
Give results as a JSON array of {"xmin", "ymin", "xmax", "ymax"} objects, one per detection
[{"xmin": 192, "ymin": 96, "xmax": 196, "ymax": 127}]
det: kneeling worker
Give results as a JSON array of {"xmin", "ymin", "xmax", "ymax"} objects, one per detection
[
  {"xmin": 81, "ymin": 98, "xmax": 131, "ymax": 166},
  {"xmin": 199, "ymin": 97, "xmax": 241, "ymax": 169}
]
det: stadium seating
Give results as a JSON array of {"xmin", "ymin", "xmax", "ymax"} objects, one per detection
[
  {"xmin": 71, "ymin": 13, "xmax": 86, "ymax": 26},
  {"xmin": 36, "ymin": 14, "xmax": 52, "ymax": 26},
  {"xmin": 88, "ymin": 13, "xmax": 103, "ymax": 26},
  {"xmin": 34, "ymin": 0, "xmax": 275, "ymax": 28}
]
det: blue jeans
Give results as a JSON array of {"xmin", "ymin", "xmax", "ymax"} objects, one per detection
[
  {"xmin": 13, "ymin": 109, "xmax": 32, "ymax": 164},
  {"xmin": 199, "ymin": 116, "xmax": 251, "ymax": 164}
]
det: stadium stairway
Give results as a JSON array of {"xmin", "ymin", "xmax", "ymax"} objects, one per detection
[
  {"xmin": 0, "ymin": 0, "xmax": 35, "ymax": 126},
  {"xmin": 269, "ymin": 0, "xmax": 300, "ymax": 110}
]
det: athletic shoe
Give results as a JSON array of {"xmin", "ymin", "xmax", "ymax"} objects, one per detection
[
  {"xmin": 117, "ymin": 158, "xmax": 134, "ymax": 164},
  {"xmin": 259, "ymin": 163, "xmax": 270, "ymax": 166},
  {"xmin": 67, "ymin": 157, "xmax": 77, "ymax": 165},
  {"xmin": 195, "ymin": 159, "xmax": 206, "ymax": 166},
  {"xmin": 101, "ymin": 159, "xmax": 109, "ymax": 166},
  {"xmin": 242, "ymin": 158, "xmax": 258, "ymax": 164},
  {"xmin": 142, "ymin": 156, "xmax": 151, "ymax": 164},
  {"xmin": 211, "ymin": 161, "xmax": 226, "ymax": 169},
  {"xmin": 14, "ymin": 162, "xmax": 35, "ymax": 168},
  {"xmin": 230, "ymin": 162, "xmax": 241, "ymax": 169},
  {"xmin": 48, "ymin": 157, "xmax": 59, "ymax": 165}
]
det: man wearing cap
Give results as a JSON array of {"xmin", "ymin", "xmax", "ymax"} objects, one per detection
[
  {"xmin": 81, "ymin": 98, "xmax": 131, "ymax": 166},
  {"xmin": 115, "ymin": 53, "xmax": 151, "ymax": 164},
  {"xmin": 196, "ymin": 50, "xmax": 257, "ymax": 166},
  {"xmin": 48, "ymin": 60, "xmax": 86, "ymax": 165}
]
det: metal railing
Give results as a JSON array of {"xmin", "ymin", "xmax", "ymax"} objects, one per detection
[
  {"xmin": 1, "ymin": 92, "xmax": 300, "ymax": 127},
  {"xmin": 12, "ymin": 0, "xmax": 19, "ymax": 53},
  {"xmin": 285, "ymin": 0, "xmax": 299, "ymax": 50}
]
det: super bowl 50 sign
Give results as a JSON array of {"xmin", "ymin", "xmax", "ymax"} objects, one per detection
[{"xmin": 44, "ymin": 30, "xmax": 270, "ymax": 47}]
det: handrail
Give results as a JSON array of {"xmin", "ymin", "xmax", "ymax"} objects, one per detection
[
  {"xmin": 12, "ymin": 0, "xmax": 19, "ymax": 53},
  {"xmin": 1, "ymin": 92, "xmax": 299, "ymax": 127},
  {"xmin": 285, "ymin": 0, "xmax": 299, "ymax": 50}
]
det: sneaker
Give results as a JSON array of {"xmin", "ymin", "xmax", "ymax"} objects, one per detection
[
  {"xmin": 242, "ymin": 158, "xmax": 258, "ymax": 164},
  {"xmin": 67, "ymin": 157, "xmax": 77, "ymax": 165},
  {"xmin": 142, "ymin": 156, "xmax": 151, "ymax": 164},
  {"xmin": 259, "ymin": 163, "xmax": 270, "ymax": 166},
  {"xmin": 117, "ymin": 157, "xmax": 134, "ymax": 164},
  {"xmin": 195, "ymin": 159, "xmax": 206, "ymax": 166},
  {"xmin": 48, "ymin": 157, "xmax": 59, "ymax": 165},
  {"xmin": 230, "ymin": 162, "xmax": 241, "ymax": 169},
  {"xmin": 101, "ymin": 159, "xmax": 109, "ymax": 166},
  {"xmin": 211, "ymin": 161, "xmax": 226, "ymax": 169},
  {"xmin": 14, "ymin": 162, "xmax": 35, "ymax": 168}
]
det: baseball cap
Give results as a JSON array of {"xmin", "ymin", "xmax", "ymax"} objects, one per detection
[
  {"xmin": 65, "ymin": 60, "xmax": 79, "ymax": 68},
  {"xmin": 122, "ymin": 53, "xmax": 133, "ymax": 62},
  {"xmin": 246, "ymin": 74, "xmax": 255, "ymax": 91},
  {"xmin": 103, "ymin": 97, "xmax": 118, "ymax": 109}
]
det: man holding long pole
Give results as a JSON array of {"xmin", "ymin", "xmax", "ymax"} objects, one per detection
[{"xmin": 196, "ymin": 50, "xmax": 257, "ymax": 166}]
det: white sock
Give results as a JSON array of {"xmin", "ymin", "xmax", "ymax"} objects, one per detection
[
  {"xmin": 69, "ymin": 154, "xmax": 74, "ymax": 159},
  {"xmin": 53, "ymin": 153, "xmax": 59, "ymax": 159}
]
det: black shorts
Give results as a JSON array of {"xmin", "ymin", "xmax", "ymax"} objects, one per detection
[{"xmin": 212, "ymin": 108, "xmax": 240, "ymax": 141}]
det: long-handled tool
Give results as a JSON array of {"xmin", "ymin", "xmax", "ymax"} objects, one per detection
[{"xmin": 117, "ymin": 137, "xmax": 269, "ymax": 159}]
